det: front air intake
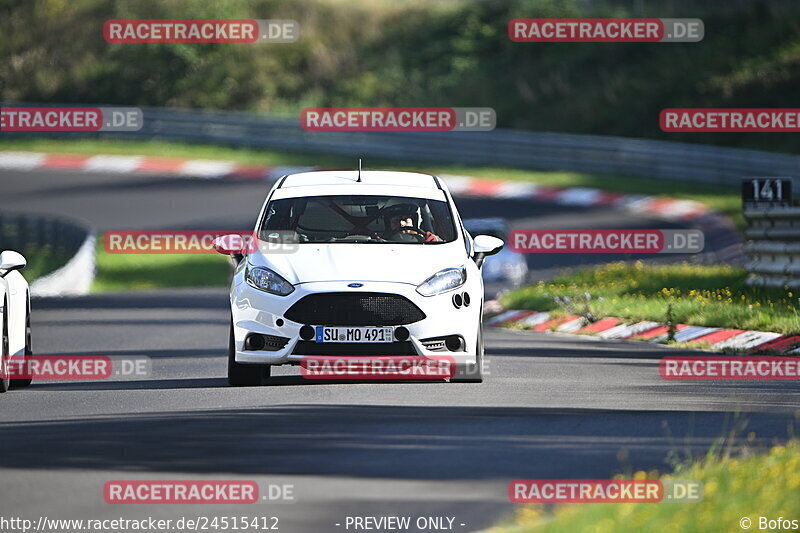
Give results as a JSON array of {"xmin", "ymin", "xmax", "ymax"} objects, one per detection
[{"xmin": 284, "ymin": 292, "xmax": 426, "ymax": 326}]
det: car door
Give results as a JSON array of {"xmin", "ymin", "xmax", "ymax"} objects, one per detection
[
  {"xmin": 5, "ymin": 270, "xmax": 28, "ymax": 357},
  {"xmin": 0, "ymin": 275, "xmax": 8, "ymax": 356}
]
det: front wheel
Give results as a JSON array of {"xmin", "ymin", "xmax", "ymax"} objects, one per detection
[
  {"xmin": 227, "ymin": 322, "xmax": 270, "ymax": 386},
  {"xmin": 450, "ymin": 324, "xmax": 484, "ymax": 383},
  {"xmin": 11, "ymin": 299, "xmax": 32, "ymax": 388},
  {"xmin": 0, "ymin": 300, "xmax": 10, "ymax": 393}
]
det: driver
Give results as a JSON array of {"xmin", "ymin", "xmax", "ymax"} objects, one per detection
[{"xmin": 382, "ymin": 203, "xmax": 440, "ymax": 242}]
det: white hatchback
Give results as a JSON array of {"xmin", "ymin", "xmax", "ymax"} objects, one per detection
[
  {"xmin": 217, "ymin": 170, "xmax": 503, "ymax": 386},
  {"xmin": 0, "ymin": 250, "xmax": 33, "ymax": 392}
]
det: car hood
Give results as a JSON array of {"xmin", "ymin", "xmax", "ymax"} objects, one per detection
[{"xmin": 248, "ymin": 242, "xmax": 466, "ymax": 286}]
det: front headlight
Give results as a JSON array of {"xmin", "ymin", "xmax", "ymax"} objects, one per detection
[
  {"xmin": 245, "ymin": 265, "xmax": 294, "ymax": 296},
  {"xmin": 416, "ymin": 266, "xmax": 466, "ymax": 297}
]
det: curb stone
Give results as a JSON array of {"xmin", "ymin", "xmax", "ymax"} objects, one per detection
[{"xmin": 484, "ymin": 301, "xmax": 800, "ymax": 355}]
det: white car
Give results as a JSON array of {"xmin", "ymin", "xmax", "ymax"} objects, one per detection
[
  {"xmin": 0, "ymin": 250, "xmax": 32, "ymax": 392},
  {"xmin": 218, "ymin": 170, "xmax": 504, "ymax": 386}
]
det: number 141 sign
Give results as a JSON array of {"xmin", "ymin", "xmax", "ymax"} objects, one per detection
[{"xmin": 742, "ymin": 177, "xmax": 793, "ymax": 207}]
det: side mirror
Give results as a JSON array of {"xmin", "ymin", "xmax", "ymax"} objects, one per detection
[
  {"xmin": 473, "ymin": 235, "xmax": 504, "ymax": 268},
  {"xmin": 213, "ymin": 234, "xmax": 249, "ymax": 264},
  {"xmin": 0, "ymin": 250, "xmax": 27, "ymax": 276},
  {"xmin": 213, "ymin": 234, "xmax": 243, "ymax": 255}
]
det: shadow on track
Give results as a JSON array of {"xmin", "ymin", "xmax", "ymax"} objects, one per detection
[
  {"xmin": 25, "ymin": 374, "xmax": 450, "ymax": 391},
  {"xmin": 33, "ymin": 291, "xmax": 229, "ymax": 311},
  {"xmin": 0, "ymin": 404, "xmax": 793, "ymax": 480}
]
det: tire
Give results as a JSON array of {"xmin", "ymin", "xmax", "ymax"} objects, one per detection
[
  {"xmin": 0, "ymin": 299, "xmax": 10, "ymax": 393},
  {"xmin": 450, "ymin": 323, "xmax": 484, "ymax": 383},
  {"xmin": 11, "ymin": 298, "xmax": 32, "ymax": 388},
  {"xmin": 227, "ymin": 322, "xmax": 269, "ymax": 386}
]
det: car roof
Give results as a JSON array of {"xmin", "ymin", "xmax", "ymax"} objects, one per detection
[
  {"xmin": 271, "ymin": 170, "xmax": 448, "ymax": 201},
  {"xmin": 279, "ymin": 170, "xmax": 441, "ymax": 190}
]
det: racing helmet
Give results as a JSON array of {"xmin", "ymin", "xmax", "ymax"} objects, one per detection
[{"xmin": 382, "ymin": 202, "xmax": 420, "ymax": 229}]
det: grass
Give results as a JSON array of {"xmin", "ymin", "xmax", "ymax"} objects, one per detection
[
  {"xmin": 92, "ymin": 244, "xmax": 231, "ymax": 292},
  {"xmin": 0, "ymin": 138, "xmax": 358, "ymax": 169},
  {"xmin": 500, "ymin": 262, "xmax": 800, "ymax": 334},
  {"xmin": 16, "ymin": 246, "xmax": 73, "ymax": 281},
  {"xmin": 494, "ymin": 439, "xmax": 800, "ymax": 533}
]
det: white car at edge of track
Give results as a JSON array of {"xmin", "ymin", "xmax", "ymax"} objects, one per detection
[
  {"xmin": 215, "ymin": 170, "xmax": 504, "ymax": 386},
  {"xmin": 0, "ymin": 250, "xmax": 33, "ymax": 392}
]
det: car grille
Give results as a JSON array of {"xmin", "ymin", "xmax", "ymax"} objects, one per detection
[
  {"xmin": 292, "ymin": 341, "xmax": 417, "ymax": 356},
  {"xmin": 284, "ymin": 292, "xmax": 426, "ymax": 326}
]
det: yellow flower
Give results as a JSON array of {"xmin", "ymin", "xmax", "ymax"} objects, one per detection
[{"xmin": 514, "ymin": 505, "xmax": 543, "ymax": 526}]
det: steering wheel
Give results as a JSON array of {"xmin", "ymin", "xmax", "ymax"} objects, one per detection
[{"xmin": 386, "ymin": 227, "xmax": 427, "ymax": 242}]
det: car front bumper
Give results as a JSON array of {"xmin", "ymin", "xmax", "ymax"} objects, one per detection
[{"xmin": 230, "ymin": 279, "xmax": 481, "ymax": 366}]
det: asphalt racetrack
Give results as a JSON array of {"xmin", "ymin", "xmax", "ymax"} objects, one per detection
[{"xmin": 0, "ymin": 168, "xmax": 795, "ymax": 532}]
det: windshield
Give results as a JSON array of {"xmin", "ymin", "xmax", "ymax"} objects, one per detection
[{"xmin": 259, "ymin": 195, "xmax": 458, "ymax": 244}]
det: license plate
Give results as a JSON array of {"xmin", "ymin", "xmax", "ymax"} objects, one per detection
[{"xmin": 315, "ymin": 326, "xmax": 394, "ymax": 343}]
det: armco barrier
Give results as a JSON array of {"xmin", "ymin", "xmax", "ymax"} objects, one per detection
[
  {"xmin": 0, "ymin": 214, "xmax": 95, "ymax": 296},
  {"xmin": 4, "ymin": 104, "xmax": 800, "ymax": 185},
  {"xmin": 744, "ymin": 207, "xmax": 800, "ymax": 288}
]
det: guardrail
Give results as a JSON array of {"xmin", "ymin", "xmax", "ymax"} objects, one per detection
[
  {"xmin": 0, "ymin": 214, "xmax": 95, "ymax": 296},
  {"xmin": 6, "ymin": 104, "xmax": 800, "ymax": 185},
  {"xmin": 744, "ymin": 207, "xmax": 800, "ymax": 288}
]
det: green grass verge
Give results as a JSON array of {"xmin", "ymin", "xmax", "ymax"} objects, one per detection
[
  {"xmin": 92, "ymin": 245, "xmax": 231, "ymax": 292},
  {"xmin": 496, "ymin": 440, "xmax": 800, "ymax": 533},
  {"xmin": 0, "ymin": 138, "xmax": 360, "ymax": 169},
  {"xmin": 18, "ymin": 246, "xmax": 73, "ymax": 281},
  {"xmin": 500, "ymin": 262, "xmax": 800, "ymax": 334}
]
